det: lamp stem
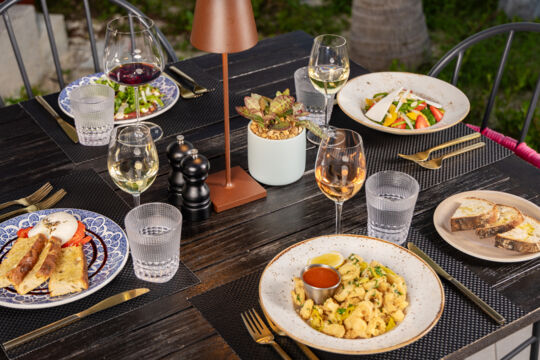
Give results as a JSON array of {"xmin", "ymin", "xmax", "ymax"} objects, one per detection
[{"xmin": 222, "ymin": 52, "xmax": 232, "ymax": 188}]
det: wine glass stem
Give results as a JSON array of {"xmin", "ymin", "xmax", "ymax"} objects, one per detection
[
  {"xmin": 134, "ymin": 86, "xmax": 140, "ymax": 124},
  {"xmin": 335, "ymin": 201, "xmax": 343, "ymax": 234},
  {"xmin": 323, "ymin": 93, "xmax": 330, "ymax": 128},
  {"xmin": 133, "ymin": 193, "xmax": 141, "ymax": 207}
]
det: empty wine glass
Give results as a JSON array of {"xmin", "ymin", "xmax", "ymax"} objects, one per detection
[
  {"xmin": 107, "ymin": 124, "xmax": 159, "ymax": 207},
  {"xmin": 315, "ymin": 128, "xmax": 366, "ymax": 233},
  {"xmin": 104, "ymin": 15, "xmax": 164, "ymax": 141},
  {"xmin": 308, "ymin": 34, "xmax": 350, "ymax": 145}
]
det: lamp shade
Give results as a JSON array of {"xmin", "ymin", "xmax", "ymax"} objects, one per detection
[{"xmin": 190, "ymin": 0, "xmax": 258, "ymax": 54}]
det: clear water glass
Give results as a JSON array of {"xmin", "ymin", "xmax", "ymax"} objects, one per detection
[
  {"xmin": 365, "ymin": 171, "xmax": 419, "ymax": 245},
  {"xmin": 294, "ymin": 66, "xmax": 334, "ymax": 127},
  {"xmin": 70, "ymin": 84, "xmax": 114, "ymax": 146},
  {"xmin": 125, "ymin": 202, "xmax": 182, "ymax": 283}
]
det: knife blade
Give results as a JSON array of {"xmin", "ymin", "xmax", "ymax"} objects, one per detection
[
  {"xmin": 3, "ymin": 288, "xmax": 149, "ymax": 350},
  {"xmin": 36, "ymin": 96, "xmax": 79, "ymax": 143},
  {"xmin": 407, "ymin": 243, "xmax": 505, "ymax": 325}
]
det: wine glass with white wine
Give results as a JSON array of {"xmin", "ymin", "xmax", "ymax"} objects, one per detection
[
  {"xmin": 308, "ymin": 34, "xmax": 350, "ymax": 145},
  {"xmin": 315, "ymin": 128, "xmax": 366, "ymax": 234},
  {"xmin": 107, "ymin": 124, "xmax": 159, "ymax": 207}
]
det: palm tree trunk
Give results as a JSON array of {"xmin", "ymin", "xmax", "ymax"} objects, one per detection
[{"xmin": 349, "ymin": 0, "xmax": 430, "ymax": 71}]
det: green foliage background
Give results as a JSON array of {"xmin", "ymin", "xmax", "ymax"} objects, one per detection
[{"xmin": 43, "ymin": 0, "xmax": 539, "ymax": 150}]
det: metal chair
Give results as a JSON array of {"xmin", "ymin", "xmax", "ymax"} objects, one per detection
[
  {"xmin": 0, "ymin": 0, "xmax": 178, "ymax": 104},
  {"xmin": 428, "ymin": 22, "xmax": 540, "ymax": 167}
]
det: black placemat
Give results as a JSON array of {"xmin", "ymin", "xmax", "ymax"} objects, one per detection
[
  {"xmin": 20, "ymin": 60, "xmax": 240, "ymax": 165},
  {"xmin": 331, "ymin": 112, "xmax": 513, "ymax": 190},
  {"xmin": 189, "ymin": 228, "xmax": 525, "ymax": 360},
  {"xmin": 0, "ymin": 169, "xmax": 200, "ymax": 359}
]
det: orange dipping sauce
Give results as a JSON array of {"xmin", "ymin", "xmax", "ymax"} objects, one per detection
[{"xmin": 303, "ymin": 267, "xmax": 340, "ymax": 288}]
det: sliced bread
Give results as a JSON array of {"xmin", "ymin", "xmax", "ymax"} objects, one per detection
[
  {"xmin": 49, "ymin": 245, "xmax": 88, "ymax": 297},
  {"xmin": 14, "ymin": 237, "xmax": 62, "ymax": 295},
  {"xmin": 0, "ymin": 234, "xmax": 47, "ymax": 288},
  {"xmin": 475, "ymin": 205, "xmax": 524, "ymax": 238},
  {"xmin": 450, "ymin": 197, "xmax": 498, "ymax": 231},
  {"xmin": 495, "ymin": 216, "xmax": 540, "ymax": 253}
]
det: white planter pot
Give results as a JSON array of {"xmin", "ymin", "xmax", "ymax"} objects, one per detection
[{"xmin": 247, "ymin": 122, "xmax": 306, "ymax": 186}]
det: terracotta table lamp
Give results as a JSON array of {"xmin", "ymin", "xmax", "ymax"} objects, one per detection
[{"xmin": 190, "ymin": 0, "xmax": 266, "ymax": 212}]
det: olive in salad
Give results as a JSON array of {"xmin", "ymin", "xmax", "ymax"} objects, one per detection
[
  {"xmin": 94, "ymin": 76, "xmax": 164, "ymax": 120},
  {"xmin": 364, "ymin": 90, "xmax": 445, "ymax": 129}
]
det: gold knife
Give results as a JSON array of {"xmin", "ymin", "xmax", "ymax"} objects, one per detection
[
  {"xmin": 36, "ymin": 96, "xmax": 79, "ymax": 143},
  {"xmin": 3, "ymin": 288, "xmax": 149, "ymax": 350},
  {"xmin": 407, "ymin": 243, "xmax": 505, "ymax": 325},
  {"xmin": 169, "ymin": 65, "xmax": 210, "ymax": 94}
]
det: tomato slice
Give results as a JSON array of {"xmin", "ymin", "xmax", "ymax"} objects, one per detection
[
  {"xmin": 415, "ymin": 114, "xmax": 429, "ymax": 129},
  {"xmin": 414, "ymin": 102, "xmax": 427, "ymax": 111},
  {"xmin": 429, "ymin": 105, "xmax": 444, "ymax": 122},
  {"xmin": 17, "ymin": 227, "xmax": 32, "ymax": 238},
  {"xmin": 391, "ymin": 118, "xmax": 407, "ymax": 129}
]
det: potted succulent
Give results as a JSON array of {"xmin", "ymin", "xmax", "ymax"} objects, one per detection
[{"xmin": 236, "ymin": 89, "xmax": 323, "ymax": 186}]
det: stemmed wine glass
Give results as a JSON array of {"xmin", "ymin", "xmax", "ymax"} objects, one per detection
[
  {"xmin": 104, "ymin": 15, "xmax": 164, "ymax": 141},
  {"xmin": 308, "ymin": 34, "xmax": 350, "ymax": 145},
  {"xmin": 107, "ymin": 124, "xmax": 159, "ymax": 207},
  {"xmin": 315, "ymin": 128, "xmax": 366, "ymax": 234}
]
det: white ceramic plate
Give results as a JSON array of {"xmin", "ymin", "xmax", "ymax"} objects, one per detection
[
  {"xmin": 259, "ymin": 234, "xmax": 444, "ymax": 355},
  {"xmin": 0, "ymin": 208, "xmax": 129, "ymax": 309},
  {"xmin": 58, "ymin": 72, "xmax": 179, "ymax": 125},
  {"xmin": 434, "ymin": 190, "xmax": 540, "ymax": 263},
  {"xmin": 337, "ymin": 72, "xmax": 470, "ymax": 135}
]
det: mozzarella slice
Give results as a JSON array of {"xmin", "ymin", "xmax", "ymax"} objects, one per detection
[{"xmin": 28, "ymin": 212, "xmax": 78, "ymax": 245}]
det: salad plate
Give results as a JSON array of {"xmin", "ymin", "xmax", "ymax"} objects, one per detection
[
  {"xmin": 58, "ymin": 72, "xmax": 180, "ymax": 125},
  {"xmin": 0, "ymin": 208, "xmax": 129, "ymax": 309},
  {"xmin": 337, "ymin": 72, "xmax": 470, "ymax": 135},
  {"xmin": 259, "ymin": 234, "xmax": 444, "ymax": 355},
  {"xmin": 434, "ymin": 190, "xmax": 540, "ymax": 263}
]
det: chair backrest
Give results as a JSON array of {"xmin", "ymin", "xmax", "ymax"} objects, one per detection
[
  {"xmin": 0, "ymin": 0, "xmax": 178, "ymax": 102},
  {"xmin": 428, "ymin": 22, "xmax": 540, "ymax": 145}
]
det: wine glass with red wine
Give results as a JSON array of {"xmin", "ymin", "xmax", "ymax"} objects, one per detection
[{"xmin": 104, "ymin": 15, "xmax": 165, "ymax": 141}]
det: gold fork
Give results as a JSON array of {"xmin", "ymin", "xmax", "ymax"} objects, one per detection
[
  {"xmin": 0, "ymin": 189, "xmax": 67, "ymax": 221},
  {"xmin": 241, "ymin": 308, "xmax": 292, "ymax": 360},
  {"xmin": 398, "ymin": 132, "xmax": 481, "ymax": 162},
  {"xmin": 260, "ymin": 306, "xmax": 319, "ymax": 360},
  {"xmin": 413, "ymin": 142, "xmax": 486, "ymax": 170},
  {"xmin": 0, "ymin": 183, "xmax": 53, "ymax": 211}
]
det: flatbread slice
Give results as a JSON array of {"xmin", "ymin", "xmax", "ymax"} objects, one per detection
[
  {"xmin": 49, "ymin": 245, "xmax": 89, "ymax": 297},
  {"xmin": 0, "ymin": 234, "xmax": 47, "ymax": 288},
  {"xmin": 14, "ymin": 237, "xmax": 62, "ymax": 295}
]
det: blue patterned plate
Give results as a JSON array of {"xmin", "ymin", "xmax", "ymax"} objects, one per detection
[
  {"xmin": 58, "ymin": 73, "xmax": 180, "ymax": 125},
  {"xmin": 0, "ymin": 209, "xmax": 129, "ymax": 309}
]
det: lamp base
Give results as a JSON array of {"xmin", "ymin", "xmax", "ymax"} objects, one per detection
[{"xmin": 206, "ymin": 166, "xmax": 267, "ymax": 212}]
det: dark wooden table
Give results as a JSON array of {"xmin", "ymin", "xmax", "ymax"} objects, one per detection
[{"xmin": 1, "ymin": 31, "xmax": 539, "ymax": 360}]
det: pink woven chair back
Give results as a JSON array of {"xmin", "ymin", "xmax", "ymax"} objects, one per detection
[{"xmin": 465, "ymin": 124, "xmax": 540, "ymax": 168}]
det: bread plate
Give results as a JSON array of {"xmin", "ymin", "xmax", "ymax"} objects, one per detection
[
  {"xmin": 58, "ymin": 72, "xmax": 179, "ymax": 125},
  {"xmin": 336, "ymin": 72, "xmax": 470, "ymax": 135},
  {"xmin": 0, "ymin": 209, "xmax": 129, "ymax": 309},
  {"xmin": 434, "ymin": 191, "xmax": 540, "ymax": 263},
  {"xmin": 259, "ymin": 234, "xmax": 444, "ymax": 355}
]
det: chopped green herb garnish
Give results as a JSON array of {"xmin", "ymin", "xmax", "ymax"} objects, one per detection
[
  {"xmin": 374, "ymin": 266, "xmax": 384, "ymax": 276},
  {"xmin": 337, "ymin": 308, "xmax": 347, "ymax": 315}
]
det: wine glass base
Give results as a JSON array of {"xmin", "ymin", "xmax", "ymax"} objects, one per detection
[
  {"xmin": 140, "ymin": 122, "xmax": 163, "ymax": 142},
  {"xmin": 307, "ymin": 125, "xmax": 336, "ymax": 146}
]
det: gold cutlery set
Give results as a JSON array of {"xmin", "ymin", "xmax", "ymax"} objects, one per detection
[
  {"xmin": 0, "ymin": 183, "xmax": 66, "ymax": 222},
  {"xmin": 36, "ymin": 96, "xmax": 79, "ymax": 144},
  {"xmin": 398, "ymin": 132, "xmax": 485, "ymax": 169},
  {"xmin": 168, "ymin": 65, "xmax": 211, "ymax": 99}
]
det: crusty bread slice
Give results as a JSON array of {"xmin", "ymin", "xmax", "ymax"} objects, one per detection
[
  {"xmin": 0, "ymin": 234, "xmax": 47, "ymax": 288},
  {"xmin": 49, "ymin": 245, "xmax": 88, "ymax": 297},
  {"xmin": 450, "ymin": 197, "xmax": 498, "ymax": 231},
  {"xmin": 14, "ymin": 237, "xmax": 62, "ymax": 295},
  {"xmin": 495, "ymin": 216, "xmax": 540, "ymax": 253},
  {"xmin": 475, "ymin": 205, "xmax": 524, "ymax": 238}
]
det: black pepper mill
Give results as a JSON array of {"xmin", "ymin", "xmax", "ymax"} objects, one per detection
[
  {"xmin": 181, "ymin": 149, "xmax": 212, "ymax": 221},
  {"xmin": 167, "ymin": 135, "xmax": 193, "ymax": 208}
]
